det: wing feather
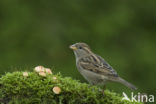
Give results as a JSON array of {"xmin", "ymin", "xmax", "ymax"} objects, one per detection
[{"xmin": 79, "ymin": 54, "xmax": 118, "ymax": 77}]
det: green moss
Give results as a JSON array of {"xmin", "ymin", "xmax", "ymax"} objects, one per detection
[{"xmin": 0, "ymin": 71, "xmax": 142, "ymax": 104}]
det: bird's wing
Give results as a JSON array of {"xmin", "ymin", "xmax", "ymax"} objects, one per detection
[{"xmin": 79, "ymin": 54, "xmax": 118, "ymax": 77}]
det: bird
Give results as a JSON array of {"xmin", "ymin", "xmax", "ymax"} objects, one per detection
[{"xmin": 69, "ymin": 42, "xmax": 137, "ymax": 90}]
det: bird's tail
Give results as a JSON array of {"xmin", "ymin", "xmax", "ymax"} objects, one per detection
[{"xmin": 115, "ymin": 77, "xmax": 137, "ymax": 90}]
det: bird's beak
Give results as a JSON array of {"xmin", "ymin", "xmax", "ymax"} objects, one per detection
[{"xmin": 69, "ymin": 45, "xmax": 77, "ymax": 50}]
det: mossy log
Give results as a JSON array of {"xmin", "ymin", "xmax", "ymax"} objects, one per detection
[{"xmin": 0, "ymin": 71, "xmax": 142, "ymax": 104}]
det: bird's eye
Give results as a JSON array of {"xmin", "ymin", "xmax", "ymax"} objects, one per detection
[{"xmin": 79, "ymin": 47, "xmax": 82, "ymax": 49}]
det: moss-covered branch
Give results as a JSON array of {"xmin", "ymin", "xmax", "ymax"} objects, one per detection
[{"xmin": 0, "ymin": 70, "xmax": 141, "ymax": 104}]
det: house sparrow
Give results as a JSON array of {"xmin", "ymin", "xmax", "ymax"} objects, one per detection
[{"xmin": 70, "ymin": 42, "xmax": 137, "ymax": 90}]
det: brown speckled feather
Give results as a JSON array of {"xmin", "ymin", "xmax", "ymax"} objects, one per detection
[{"xmin": 78, "ymin": 54, "xmax": 118, "ymax": 77}]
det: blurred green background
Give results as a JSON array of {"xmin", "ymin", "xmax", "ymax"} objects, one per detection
[{"xmin": 0, "ymin": 0, "xmax": 156, "ymax": 98}]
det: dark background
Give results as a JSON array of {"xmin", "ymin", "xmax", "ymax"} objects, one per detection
[{"xmin": 0, "ymin": 0, "xmax": 156, "ymax": 98}]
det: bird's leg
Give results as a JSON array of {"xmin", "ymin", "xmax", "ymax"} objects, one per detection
[
  {"xmin": 102, "ymin": 85, "xmax": 106, "ymax": 96},
  {"xmin": 103, "ymin": 85, "xmax": 106, "ymax": 90},
  {"xmin": 98, "ymin": 85, "xmax": 106, "ymax": 96}
]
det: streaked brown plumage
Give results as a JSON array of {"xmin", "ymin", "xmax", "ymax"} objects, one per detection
[{"xmin": 70, "ymin": 42, "xmax": 137, "ymax": 90}]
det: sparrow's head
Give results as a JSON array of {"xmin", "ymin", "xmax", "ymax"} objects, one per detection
[{"xmin": 70, "ymin": 42, "xmax": 92, "ymax": 58}]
